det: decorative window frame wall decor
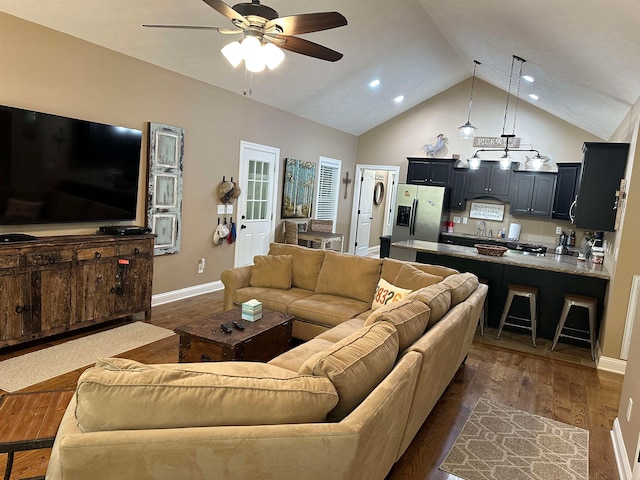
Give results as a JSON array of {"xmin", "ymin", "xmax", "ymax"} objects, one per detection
[
  {"xmin": 282, "ymin": 158, "xmax": 316, "ymax": 219},
  {"xmin": 146, "ymin": 122, "xmax": 184, "ymax": 255}
]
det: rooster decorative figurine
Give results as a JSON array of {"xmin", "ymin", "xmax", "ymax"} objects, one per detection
[{"xmin": 423, "ymin": 134, "xmax": 446, "ymax": 157}]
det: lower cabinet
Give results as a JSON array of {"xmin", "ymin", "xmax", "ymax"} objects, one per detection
[{"xmin": 0, "ymin": 234, "xmax": 154, "ymax": 349}]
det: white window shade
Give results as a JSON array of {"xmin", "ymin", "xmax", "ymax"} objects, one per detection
[{"xmin": 315, "ymin": 157, "xmax": 341, "ymax": 224}]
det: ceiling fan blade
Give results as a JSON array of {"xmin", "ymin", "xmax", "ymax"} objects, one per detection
[
  {"xmin": 268, "ymin": 34, "xmax": 343, "ymax": 62},
  {"xmin": 202, "ymin": 0, "xmax": 249, "ymax": 27},
  {"xmin": 265, "ymin": 12, "xmax": 347, "ymax": 35},
  {"xmin": 143, "ymin": 24, "xmax": 222, "ymax": 31}
]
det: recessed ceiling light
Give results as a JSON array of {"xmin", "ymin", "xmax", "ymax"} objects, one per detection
[
  {"xmin": 529, "ymin": 93, "xmax": 539, "ymax": 100},
  {"xmin": 394, "ymin": 95, "xmax": 404, "ymax": 103},
  {"xmin": 369, "ymin": 79, "xmax": 380, "ymax": 88},
  {"xmin": 523, "ymin": 75, "xmax": 534, "ymax": 83}
]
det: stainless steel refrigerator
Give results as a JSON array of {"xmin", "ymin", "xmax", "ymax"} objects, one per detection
[{"xmin": 391, "ymin": 184, "xmax": 447, "ymax": 243}]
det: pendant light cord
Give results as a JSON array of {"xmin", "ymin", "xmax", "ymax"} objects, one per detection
[
  {"xmin": 512, "ymin": 58, "xmax": 524, "ymax": 135},
  {"xmin": 501, "ymin": 56, "xmax": 516, "ymax": 136},
  {"xmin": 466, "ymin": 60, "xmax": 480, "ymax": 123}
]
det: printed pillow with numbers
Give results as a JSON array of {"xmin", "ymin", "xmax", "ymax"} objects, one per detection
[{"xmin": 372, "ymin": 278, "xmax": 412, "ymax": 310}]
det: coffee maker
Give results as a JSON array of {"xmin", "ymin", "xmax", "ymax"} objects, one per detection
[{"xmin": 555, "ymin": 231, "xmax": 568, "ymax": 255}]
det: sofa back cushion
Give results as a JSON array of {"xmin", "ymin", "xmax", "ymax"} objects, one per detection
[
  {"xmin": 315, "ymin": 250, "xmax": 382, "ymax": 303},
  {"xmin": 268, "ymin": 242, "xmax": 325, "ymax": 291},
  {"xmin": 441, "ymin": 272, "xmax": 479, "ymax": 306},
  {"xmin": 393, "ymin": 263, "xmax": 443, "ymax": 290},
  {"xmin": 75, "ymin": 358, "xmax": 339, "ymax": 432},
  {"xmin": 299, "ymin": 322, "xmax": 399, "ymax": 421},
  {"xmin": 372, "ymin": 277, "xmax": 412, "ymax": 310},
  {"xmin": 250, "ymin": 254, "xmax": 293, "ymax": 289},
  {"xmin": 407, "ymin": 283, "xmax": 451, "ymax": 327},
  {"xmin": 364, "ymin": 299, "xmax": 431, "ymax": 351},
  {"xmin": 381, "ymin": 257, "xmax": 458, "ymax": 283}
]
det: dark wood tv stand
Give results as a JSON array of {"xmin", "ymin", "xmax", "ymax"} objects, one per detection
[{"xmin": 0, "ymin": 233, "xmax": 154, "ymax": 349}]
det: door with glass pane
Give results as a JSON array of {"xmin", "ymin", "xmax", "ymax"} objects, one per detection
[{"xmin": 234, "ymin": 142, "xmax": 280, "ymax": 267}]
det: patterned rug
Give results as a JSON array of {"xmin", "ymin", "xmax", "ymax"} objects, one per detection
[{"xmin": 440, "ymin": 398, "xmax": 588, "ymax": 480}]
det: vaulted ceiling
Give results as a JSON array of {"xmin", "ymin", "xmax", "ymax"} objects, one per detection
[{"xmin": 1, "ymin": 0, "xmax": 638, "ymax": 138}]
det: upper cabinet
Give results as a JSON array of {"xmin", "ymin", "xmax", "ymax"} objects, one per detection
[
  {"xmin": 449, "ymin": 169, "xmax": 467, "ymax": 211},
  {"xmin": 510, "ymin": 172, "xmax": 556, "ymax": 217},
  {"xmin": 406, "ymin": 158, "xmax": 453, "ymax": 187},
  {"xmin": 574, "ymin": 142, "xmax": 629, "ymax": 231},
  {"xmin": 552, "ymin": 163, "xmax": 580, "ymax": 220},
  {"xmin": 465, "ymin": 161, "xmax": 513, "ymax": 201}
]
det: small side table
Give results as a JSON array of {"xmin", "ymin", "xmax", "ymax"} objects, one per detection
[{"xmin": 0, "ymin": 389, "xmax": 74, "ymax": 480}]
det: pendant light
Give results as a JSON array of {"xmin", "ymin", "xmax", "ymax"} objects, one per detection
[{"xmin": 458, "ymin": 60, "xmax": 481, "ymax": 140}]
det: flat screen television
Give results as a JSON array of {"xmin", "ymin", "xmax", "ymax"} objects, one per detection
[{"xmin": 0, "ymin": 104, "xmax": 142, "ymax": 225}]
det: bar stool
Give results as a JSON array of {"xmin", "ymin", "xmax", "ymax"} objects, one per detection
[
  {"xmin": 496, "ymin": 284, "xmax": 538, "ymax": 347},
  {"xmin": 551, "ymin": 293, "xmax": 597, "ymax": 361},
  {"xmin": 477, "ymin": 278, "xmax": 489, "ymax": 336}
]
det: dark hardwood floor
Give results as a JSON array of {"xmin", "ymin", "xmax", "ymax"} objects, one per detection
[{"xmin": 0, "ymin": 291, "xmax": 623, "ymax": 480}]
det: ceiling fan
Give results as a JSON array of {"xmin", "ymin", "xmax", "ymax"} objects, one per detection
[{"xmin": 143, "ymin": 0, "xmax": 347, "ymax": 70}]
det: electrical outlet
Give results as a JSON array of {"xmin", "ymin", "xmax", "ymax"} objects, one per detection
[
  {"xmin": 197, "ymin": 258, "xmax": 205, "ymax": 274},
  {"xmin": 453, "ymin": 216, "xmax": 461, "ymax": 224},
  {"xmin": 217, "ymin": 205, "xmax": 225, "ymax": 214},
  {"xmin": 555, "ymin": 227, "xmax": 562, "ymax": 234},
  {"xmin": 226, "ymin": 204, "xmax": 233, "ymax": 214},
  {"xmin": 462, "ymin": 217, "xmax": 468, "ymax": 224},
  {"xmin": 627, "ymin": 398, "xmax": 633, "ymax": 422}
]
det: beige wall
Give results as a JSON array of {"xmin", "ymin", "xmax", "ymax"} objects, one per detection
[{"xmin": 0, "ymin": 13, "xmax": 357, "ymax": 295}]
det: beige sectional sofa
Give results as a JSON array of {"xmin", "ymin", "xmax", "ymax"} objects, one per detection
[{"xmin": 45, "ymin": 244, "xmax": 487, "ymax": 480}]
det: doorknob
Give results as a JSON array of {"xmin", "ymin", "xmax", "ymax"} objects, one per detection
[{"xmin": 240, "ymin": 225, "xmax": 247, "ymax": 229}]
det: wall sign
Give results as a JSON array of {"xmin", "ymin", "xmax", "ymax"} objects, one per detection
[
  {"xmin": 473, "ymin": 136, "xmax": 521, "ymax": 148},
  {"xmin": 469, "ymin": 201, "xmax": 505, "ymax": 221}
]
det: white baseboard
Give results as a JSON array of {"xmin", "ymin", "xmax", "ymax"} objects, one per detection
[
  {"xmin": 598, "ymin": 355, "xmax": 627, "ymax": 374},
  {"xmin": 151, "ymin": 281, "xmax": 224, "ymax": 307},
  {"xmin": 368, "ymin": 245, "xmax": 380, "ymax": 257},
  {"xmin": 612, "ymin": 417, "xmax": 633, "ymax": 480}
]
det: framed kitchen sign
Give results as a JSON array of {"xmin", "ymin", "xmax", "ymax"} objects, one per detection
[
  {"xmin": 146, "ymin": 122, "xmax": 184, "ymax": 255},
  {"xmin": 469, "ymin": 201, "xmax": 505, "ymax": 221}
]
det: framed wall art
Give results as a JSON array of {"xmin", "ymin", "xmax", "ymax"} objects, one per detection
[
  {"xmin": 282, "ymin": 158, "xmax": 316, "ymax": 218},
  {"xmin": 146, "ymin": 122, "xmax": 184, "ymax": 255}
]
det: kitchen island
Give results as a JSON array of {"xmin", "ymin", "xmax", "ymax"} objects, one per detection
[{"xmin": 391, "ymin": 240, "xmax": 609, "ymax": 345}]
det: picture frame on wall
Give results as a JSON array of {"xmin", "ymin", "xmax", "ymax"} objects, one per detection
[
  {"xmin": 146, "ymin": 122, "xmax": 184, "ymax": 255},
  {"xmin": 281, "ymin": 158, "xmax": 316, "ymax": 218}
]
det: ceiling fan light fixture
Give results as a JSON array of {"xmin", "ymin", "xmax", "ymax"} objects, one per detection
[
  {"xmin": 262, "ymin": 42, "xmax": 285, "ymax": 70},
  {"xmin": 221, "ymin": 41, "xmax": 243, "ymax": 68},
  {"xmin": 240, "ymin": 35, "xmax": 262, "ymax": 62}
]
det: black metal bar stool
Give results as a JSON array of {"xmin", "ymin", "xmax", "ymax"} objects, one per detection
[
  {"xmin": 477, "ymin": 278, "xmax": 489, "ymax": 336},
  {"xmin": 496, "ymin": 284, "xmax": 538, "ymax": 347},
  {"xmin": 551, "ymin": 293, "xmax": 597, "ymax": 361}
]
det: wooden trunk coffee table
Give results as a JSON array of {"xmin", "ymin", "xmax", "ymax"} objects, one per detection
[
  {"xmin": 0, "ymin": 389, "xmax": 74, "ymax": 480},
  {"xmin": 175, "ymin": 309, "xmax": 293, "ymax": 363}
]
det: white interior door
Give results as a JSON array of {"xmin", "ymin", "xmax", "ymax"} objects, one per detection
[
  {"xmin": 234, "ymin": 141, "xmax": 279, "ymax": 267},
  {"xmin": 354, "ymin": 170, "xmax": 376, "ymax": 256}
]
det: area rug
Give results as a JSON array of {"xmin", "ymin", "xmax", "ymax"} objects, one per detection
[
  {"xmin": 0, "ymin": 322, "xmax": 175, "ymax": 392},
  {"xmin": 440, "ymin": 398, "xmax": 588, "ymax": 480}
]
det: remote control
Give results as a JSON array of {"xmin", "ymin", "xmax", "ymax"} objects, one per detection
[
  {"xmin": 220, "ymin": 323, "xmax": 233, "ymax": 334},
  {"xmin": 232, "ymin": 321, "xmax": 245, "ymax": 330}
]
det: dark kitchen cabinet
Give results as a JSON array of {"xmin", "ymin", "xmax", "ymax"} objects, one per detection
[
  {"xmin": 407, "ymin": 158, "xmax": 453, "ymax": 187},
  {"xmin": 465, "ymin": 161, "xmax": 513, "ymax": 201},
  {"xmin": 574, "ymin": 142, "xmax": 629, "ymax": 231},
  {"xmin": 449, "ymin": 169, "xmax": 467, "ymax": 210},
  {"xmin": 552, "ymin": 163, "xmax": 580, "ymax": 220},
  {"xmin": 510, "ymin": 172, "xmax": 556, "ymax": 217}
]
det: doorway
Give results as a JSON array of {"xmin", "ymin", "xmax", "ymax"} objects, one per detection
[
  {"xmin": 348, "ymin": 164, "xmax": 400, "ymax": 255},
  {"xmin": 234, "ymin": 141, "xmax": 280, "ymax": 267}
]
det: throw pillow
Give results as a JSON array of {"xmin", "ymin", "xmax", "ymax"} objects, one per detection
[
  {"xmin": 315, "ymin": 250, "xmax": 382, "ymax": 303},
  {"xmin": 268, "ymin": 242, "xmax": 325, "ymax": 291},
  {"xmin": 250, "ymin": 254, "xmax": 293, "ymax": 290},
  {"xmin": 75, "ymin": 359, "xmax": 339, "ymax": 432},
  {"xmin": 298, "ymin": 321, "xmax": 399, "ymax": 421},
  {"xmin": 372, "ymin": 277, "xmax": 412, "ymax": 310},
  {"xmin": 393, "ymin": 263, "xmax": 443, "ymax": 290}
]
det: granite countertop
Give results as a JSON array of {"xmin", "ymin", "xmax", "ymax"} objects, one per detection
[{"xmin": 392, "ymin": 239, "xmax": 610, "ymax": 280}]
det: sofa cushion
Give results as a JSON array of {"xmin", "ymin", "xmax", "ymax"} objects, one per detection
[
  {"xmin": 268, "ymin": 338, "xmax": 335, "ymax": 372},
  {"xmin": 372, "ymin": 277, "xmax": 412, "ymax": 310},
  {"xmin": 268, "ymin": 243, "xmax": 325, "ymax": 291},
  {"xmin": 299, "ymin": 322, "xmax": 399, "ymax": 421},
  {"xmin": 393, "ymin": 263, "xmax": 443, "ymax": 290},
  {"xmin": 235, "ymin": 286, "xmax": 313, "ymax": 313},
  {"xmin": 316, "ymin": 318, "xmax": 366, "ymax": 343},
  {"xmin": 365, "ymin": 299, "xmax": 431, "ymax": 351},
  {"xmin": 75, "ymin": 358, "xmax": 339, "ymax": 432},
  {"xmin": 287, "ymin": 293, "xmax": 371, "ymax": 328},
  {"xmin": 250, "ymin": 254, "xmax": 293, "ymax": 290},
  {"xmin": 315, "ymin": 250, "xmax": 382, "ymax": 303},
  {"xmin": 407, "ymin": 283, "xmax": 451, "ymax": 327},
  {"xmin": 381, "ymin": 257, "xmax": 458, "ymax": 282},
  {"xmin": 441, "ymin": 272, "xmax": 479, "ymax": 306}
]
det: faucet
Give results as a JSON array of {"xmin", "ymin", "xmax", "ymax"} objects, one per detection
[
  {"xmin": 477, "ymin": 221, "xmax": 486, "ymax": 237},
  {"xmin": 488, "ymin": 228, "xmax": 493, "ymax": 238}
]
